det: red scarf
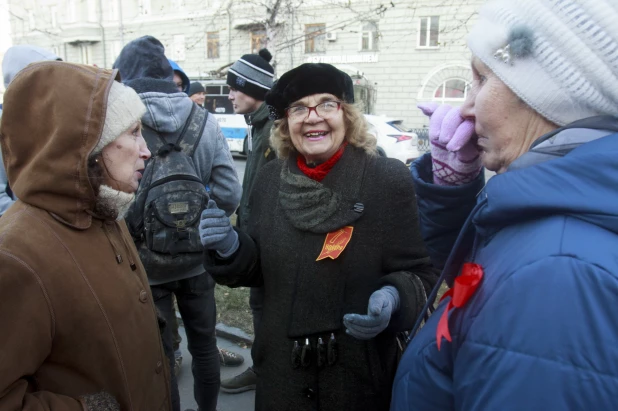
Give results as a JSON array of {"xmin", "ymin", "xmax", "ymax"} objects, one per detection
[{"xmin": 296, "ymin": 143, "xmax": 347, "ymax": 182}]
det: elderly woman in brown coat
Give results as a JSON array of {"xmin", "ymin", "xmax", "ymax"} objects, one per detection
[
  {"xmin": 199, "ymin": 63, "xmax": 437, "ymax": 411},
  {"xmin": 0, "ymin": 61, "xmax": 171, "ymax": 410}
]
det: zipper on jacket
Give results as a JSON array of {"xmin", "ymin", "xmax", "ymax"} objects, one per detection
[
  {"xmin": 148, "ymin": 174, "xmax": 202, "ymax": 190},
  {"xmin": 103, "ymin": 221, "xmax": 124, "ymax": 264}
]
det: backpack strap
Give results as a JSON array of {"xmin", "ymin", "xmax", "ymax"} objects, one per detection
[
  {"xmin": 141, "ymin": 124, "xmax": 171, "ymax": 158},
  {"xmin": 175, "ymin": 104, "xmax": 208, "ymax": 157}
]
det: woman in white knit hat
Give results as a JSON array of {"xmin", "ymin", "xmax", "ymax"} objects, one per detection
[
  {"xmin": 392, "ymin": 0, "xmax": 618, "ymax": 409},
  {"xmin": 0, "ymin": 61, "xmax": 172, "ymax": 410}
]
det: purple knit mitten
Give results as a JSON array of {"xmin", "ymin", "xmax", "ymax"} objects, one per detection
[{"xmin": 418, "ymin": 102, "xmax": 482, "ymax": 186}]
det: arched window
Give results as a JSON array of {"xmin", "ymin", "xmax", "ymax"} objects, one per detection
[{"xmin": 433, "ymin": 79, "xmax": 469, "ymax": 103}]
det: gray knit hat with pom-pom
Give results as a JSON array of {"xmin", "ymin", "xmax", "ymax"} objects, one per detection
[
  {"xmin": 468, "ymin": 0, "xmax": 618, "ymax": 126},
  {"xmin": 227, "ymin": 48, "xmax": 274, "ymax": 101}
]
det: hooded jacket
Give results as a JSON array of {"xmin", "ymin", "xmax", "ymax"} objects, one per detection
[
  {"xmin": 115, "ymin": 36, "xmax": 241, "ymax": 284},
  {"xmin": 0, "ymin": 61, "xmax": 171, "ymax": 410},
  {"xmin": 168, "ymin": 59, "xmax": 190, "ymax": 94},
  {"xmin": 392, "ymin": 117, "xmax": 618, "ymax": 410},
  {"xmin": 0, "ymin": 45, "xmax": 61, "ymax": 216},
  {"xmin": 236, "ymin": 102, "xmax": 276, "ymax": 229}
]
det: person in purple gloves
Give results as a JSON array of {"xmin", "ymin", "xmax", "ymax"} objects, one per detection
[{"xmin": 392, "ymin": 0, "xmax": 618, "ymax": 410}]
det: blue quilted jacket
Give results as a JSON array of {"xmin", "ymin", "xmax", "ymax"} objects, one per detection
[{"xmin": 392, "ymin": 120, "xmax": 618, "ymax": 410}]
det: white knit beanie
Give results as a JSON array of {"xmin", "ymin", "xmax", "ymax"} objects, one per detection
[
  {"xmin": 92, "ymin": 81, "xmax": 146, "ymax": 155},
  {"xmin": 467, "ymin": 0, "xmax": 618, "ymax": 126}
]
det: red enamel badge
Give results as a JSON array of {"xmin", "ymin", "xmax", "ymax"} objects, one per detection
[
  {"xmin": 316, "ymin": 226, "xmax": 354, "ymax": 261},
  {"xmin": 436, "ymin": 263, "xmax": 484, "ymax": 351}
]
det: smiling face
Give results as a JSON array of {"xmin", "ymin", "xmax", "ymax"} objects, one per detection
[
  {"xmin": 191, "ymin": 92, "xmax": 205, "ymax": 106},
  {"xmin": 288, "ymin": 93, "xmax": 346, "ymax": 164},
  {"xmin": 460, "ymin": 57, "xmax": 557, "ymax": 173},
  {"xmin": 101, "ymin": 122, "xmax": 151, "ymax": 193},
  {"xmin": 228, "ymin": 87, "xmax": 261, "ymax": 114}
]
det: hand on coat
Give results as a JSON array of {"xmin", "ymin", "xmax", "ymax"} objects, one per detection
[
  {"xmin": 418, "ymin": 102, "xmax": 482, "ymax": 186},
  {"xmin": 343, "ymin": 286, "xmax": 400, "ymax": 340},
  {"xmin": 199, "ymin": 200, "xmax": 239, "ymax": 257}
]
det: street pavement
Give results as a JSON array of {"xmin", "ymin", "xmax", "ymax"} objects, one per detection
[{"xmin": 177, "ymin": 323, "xmax": 256, "ymax": 410}]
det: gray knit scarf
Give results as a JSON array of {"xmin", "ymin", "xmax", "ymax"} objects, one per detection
[{"xmin": 278, "ymin": 153, "xmax": 365, "ymax": 233}]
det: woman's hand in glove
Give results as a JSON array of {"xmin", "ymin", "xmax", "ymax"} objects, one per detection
[
  {"xmin": 199, "ymin": 200, "xmax": 239, "ymax": 258},
  {"xmin": 418, "ymin": 102, "xmax": 482, "ymax": 186},
  {"xmin": 343, "ymin": 286, "xmax": 400, "ymax": 340}
]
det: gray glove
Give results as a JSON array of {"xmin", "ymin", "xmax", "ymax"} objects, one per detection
[
  {"xmin": 199, "ymin": 200, "xmax": 239, "ymax": 257},
  {"xmin": 343, "ymin": 286, "xmax": 400, "ymax": 340}
]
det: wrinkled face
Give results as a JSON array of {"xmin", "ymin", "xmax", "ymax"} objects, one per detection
[
  {"xmin": 228, "ymin": 87, "xmax": 260, "ymax": 114},
  {"xmin": 460, "ymin": 57, "xmax": 557, "ymax": 173},
  {"xmin": 173, "ymin": 73, "xmax": 184, "ymax": 92},
  {"xmin": 191, "ymin": 92, "xmax": 206, "ymax": 106},
  {"xmin": 288, "ymin": 93, "xmax": 346, "ymax": 164},
  {"xmin": 101, "ymin": 122, "xmax": 151, "ymax": 193}
]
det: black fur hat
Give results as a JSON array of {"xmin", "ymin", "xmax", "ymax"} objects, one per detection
[{"xmin": 265, "ymin": 63, "xmax": 355, "ymax": 120}]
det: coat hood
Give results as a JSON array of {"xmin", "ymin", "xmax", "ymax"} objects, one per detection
[
  {"xmin": 168, "ymin": 59, "xmax": 190, "ymax": 94},
  {"xmin": 140, "ymin": 91, "xmax": 194, "ymax": 134},
  {"xmin": 113, "ymin": 36, "xmax": 177, "ymax": 94},
  {"xmin": 2, "ymin": 45, "xmax": 61, "ymax": 88},
  {"xmin": 476, "ymin": 117, "xmax": 618, "ymax": 236},
  {"xmin": 0, "ymin": 61, "xmax": 120, "ymax": 229}
]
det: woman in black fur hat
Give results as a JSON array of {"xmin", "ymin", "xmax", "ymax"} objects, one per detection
[{"xmin": 200, "ymin": 63, "xmax": 437, "ymax": 411}]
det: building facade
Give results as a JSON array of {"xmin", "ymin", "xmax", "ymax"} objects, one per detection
[{"xmin": 6, "ymin": 0, "xmax": 485, "ymax": 127}]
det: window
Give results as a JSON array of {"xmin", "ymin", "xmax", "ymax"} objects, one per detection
[
  {"xmin": 111, "ymin": 40, "xmax": 123, "ymax": 62},
  {"xmin": 108, "ymin": 1, "xmax": 119, "ymax": 21},
  {"xmin": 361, "ymin": 21, "xmax": 378, "ymax": 51},
  {"xmin": 67, "ymin": 0, "xmax": 77, "ymax": 22},
  {"xmin": 433, "ymin": 79, "xmax": 469, "ymax": 103},
  {"xmin": 51, "ymin": 6, "xmax": 58, "ymax": 28},
  {"xmin": 305, "ymin": 23, "xmax": 325, "ymax": 53},
  {"xmin": 207, "ymin": 32, "xmax": 220, "ymax": 59},
  {"xmin": 87, "ymin": 0, "xmax": 97, "ymax": 22},
  {"xmin": 28, "ymin": 10, "xmax": 35, "ymax": 31},
  {"xmin": 172, "ymin": 35, "xmax": 186, "ymax": 61},
  {"xmin": 80, "ymin": 44, "xmax": 94, "ymax": 65},
  {"xmin": 418, "ymin": 16, "xmax": 439, "ymax": 48},
  {"xmin": 250, "ymin": 29, "xmax": 266, "ymax": 54},
  {"xmin": 204, "ymin": 84, "xmax": 233, "ymax": 114},
  {"xmin": 138, "ymin": 0, "xmax": 151, "ymax": 16}
]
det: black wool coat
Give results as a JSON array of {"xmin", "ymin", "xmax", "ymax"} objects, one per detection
[{"xmin": 205, "ymin": 146, "xmax": 437, "ymax": 411}]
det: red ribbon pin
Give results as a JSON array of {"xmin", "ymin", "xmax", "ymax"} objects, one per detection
[{"xmin": 436, "ymin": 263, "xmax": 484, "ymax": 351}]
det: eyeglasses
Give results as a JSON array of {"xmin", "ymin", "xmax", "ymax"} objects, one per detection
[{"xmin": 285, "ymin": 101, "xmax": 342, "ymax": 122}]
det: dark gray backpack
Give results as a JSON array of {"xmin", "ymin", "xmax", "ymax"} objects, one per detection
[{"xmin": 127, "ymin": 105, "xmax": 209, "ymax": 282}]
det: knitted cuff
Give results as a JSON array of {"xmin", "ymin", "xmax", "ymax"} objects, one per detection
[
  {"xmin": 380, "ymin": 285, "xmax": 401, "ymax": 313},
  {"xmin": 216, "ymin": 229, "xmax": 239, "ymax": 258},
  {"xmin": 79, "ymin": 392, "xmax": 120, "ymax": 411}
]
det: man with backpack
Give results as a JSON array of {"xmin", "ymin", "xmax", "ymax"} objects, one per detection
[{"xmin": 114, "ymin": 36, "xmax": 241, "ymax": 411}]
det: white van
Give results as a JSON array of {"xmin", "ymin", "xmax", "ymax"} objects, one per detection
[{"xmin": 201, "ymin": 81, "xmax": 249, "ymax": 154}]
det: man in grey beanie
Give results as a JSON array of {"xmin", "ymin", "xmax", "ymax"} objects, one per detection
[{"xmin": 220, "ymin": 48, "xmax": 277, "ymax": 394}]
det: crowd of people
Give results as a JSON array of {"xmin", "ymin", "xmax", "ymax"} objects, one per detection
[{"xmin": 1, "ymin": 0, "xmax": 618, "ymax": 410}]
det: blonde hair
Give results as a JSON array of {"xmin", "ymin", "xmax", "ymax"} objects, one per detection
[{"xmin": 270, "ymin": 102, "xmax": 377, "ymax": 159}]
